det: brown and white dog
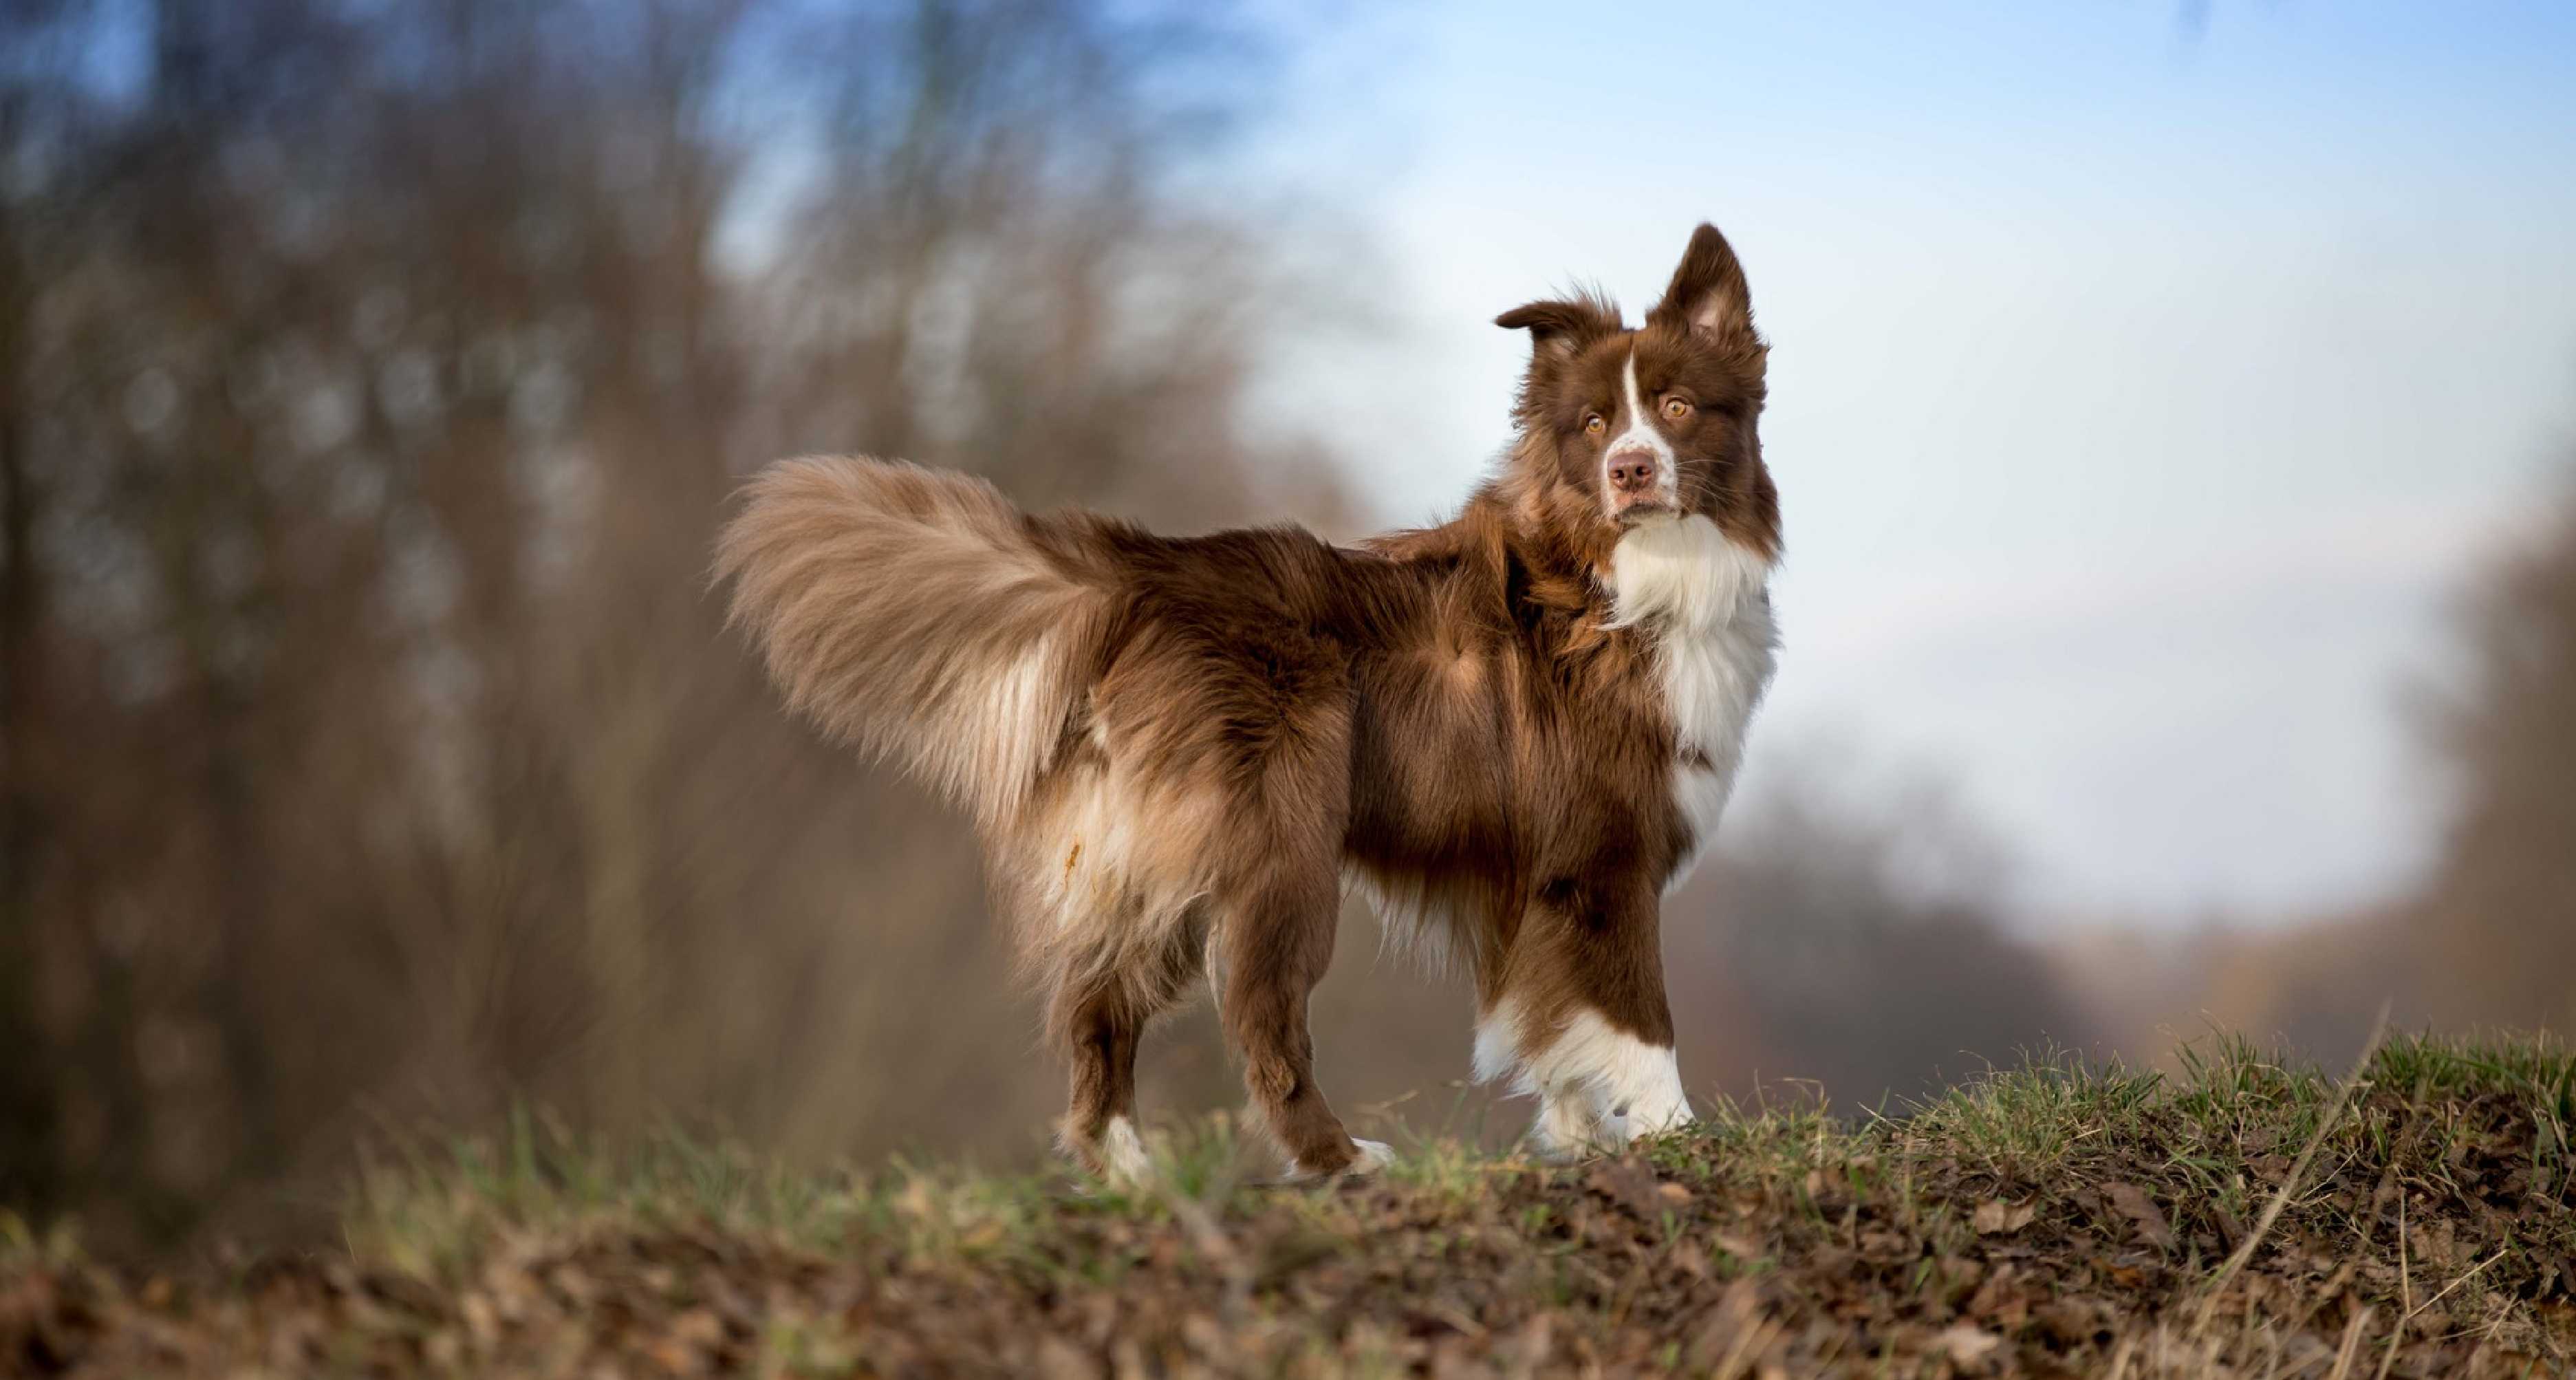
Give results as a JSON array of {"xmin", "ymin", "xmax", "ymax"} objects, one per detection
[{"xmin": 717, "ymin": 224, "xmax": 1779, "ymax": 1179}]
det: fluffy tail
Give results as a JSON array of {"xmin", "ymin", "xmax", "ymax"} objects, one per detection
[{"xmin": 715, "ymin": 456, "xmax": 1115, "ymax": 827}]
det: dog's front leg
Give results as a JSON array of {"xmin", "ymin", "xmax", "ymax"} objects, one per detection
[{"xmin": 1474, "ymin": 878, "xmax": 1692, "ymax": 1160}]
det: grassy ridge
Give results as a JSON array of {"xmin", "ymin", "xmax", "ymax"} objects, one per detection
[{"xmin": 6, "ymin": 1033, "xmax": 2573, "ymax": 1377}]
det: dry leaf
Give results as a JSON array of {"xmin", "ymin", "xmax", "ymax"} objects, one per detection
[
  {"xmin": 1585, "ymin": 1160, "xmax": 1667, "ymax": 1219},
  {"xmin": 1973, "ymin": 1199, "xmax": 2035, "ymax": 1236},
  {"xmin": 1933, "ymin": 1324, "xmax": 2002, "ymax": 1363},
  {"xmin": 2101, "ymin": 1182, "xmax": 2176, "ymax": 1250}
]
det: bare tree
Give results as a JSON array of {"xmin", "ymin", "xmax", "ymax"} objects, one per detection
[
  {"xmin": 1667, "ymin": 761, "xmax": 2101, "ymax": 1110},
  {"xmin": 2410, "ymin": 462, "xmax": 2576, "ymax": 1033},
  {"xmin": 0, "ymin": 0, "xmax": 1353, "ymax": 1247}
]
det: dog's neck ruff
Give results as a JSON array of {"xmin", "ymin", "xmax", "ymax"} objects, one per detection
[
  {"xmin": 1605, "ymin": 513, "xmax": 1769, "ymax": 643},
  {"xmin": 1606, "ymin": 513, "xmax": 1778, "ymax": 889}
]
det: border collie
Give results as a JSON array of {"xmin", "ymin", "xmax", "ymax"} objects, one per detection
[{"xmin": 717, "ymin": 224, "xmax": 1779, "ymax": 1179}]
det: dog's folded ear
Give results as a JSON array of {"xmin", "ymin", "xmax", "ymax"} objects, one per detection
[
  {"xmin": 1495, "ymin": 292, "xmax": 1622, "ymax": 359},
  {"xmin": 1647, "ymin": 223, "xmax": 1757, "ymax": 345}
]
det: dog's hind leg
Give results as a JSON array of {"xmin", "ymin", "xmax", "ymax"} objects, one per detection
[
  {"xmin": 1079, "ymin": 614, "xmax": 1383, "ymax": 1178},
  {"xmin": 1218, "ymin": 867, "xmax": 1391, "ymax": 1179},
  {"xmin": 1048, "ymin": 913, "xmax": 1206, "ymax": 1183},
  {"xmin": 1053, "ymin": 981, "xmax": 1154, "ymax": 1180}
]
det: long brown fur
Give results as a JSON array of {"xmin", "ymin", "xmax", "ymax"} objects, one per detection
[{"xmin": 717, "ymin": 224, "xmax": 1782, "ymax": 1176}]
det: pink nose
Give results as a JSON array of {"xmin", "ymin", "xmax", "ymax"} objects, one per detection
[{"xmin": 1608, "ymin": 453, "xmax": 1658, "ymax": 495}]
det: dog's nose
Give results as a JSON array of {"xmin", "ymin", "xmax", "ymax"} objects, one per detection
[{"xmin": 1608, "ymin": 453, "xmax": 1658, "ymax": 494}]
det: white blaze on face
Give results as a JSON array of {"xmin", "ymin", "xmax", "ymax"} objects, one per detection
[{"xmin": 1602, "ymin": 347, "xmax": 1680, "ymax": 519}]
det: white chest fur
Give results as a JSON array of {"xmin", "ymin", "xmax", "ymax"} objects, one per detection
[{"xmin": 1607, "ymin": 515, "xmax": 1778, "ymax": 890}]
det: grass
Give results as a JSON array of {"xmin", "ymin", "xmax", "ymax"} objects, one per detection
[{"xmin": 6, "ymin": 1031, "xmax": 2574, "ymax": 1376}]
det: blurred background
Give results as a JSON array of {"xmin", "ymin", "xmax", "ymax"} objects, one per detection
[{"xmin": 3, "ymin": 0, "xmax": 2572, "ymax": 1252}]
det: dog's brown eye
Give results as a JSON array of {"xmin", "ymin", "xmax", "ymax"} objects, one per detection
[
  {"xmin": 1663, "ymin": 397, "xmax": 1693, "ymax": 420},
  {"xmin": 1583, "ymin": 413, "xmax": 1606, "ymax": 436}
]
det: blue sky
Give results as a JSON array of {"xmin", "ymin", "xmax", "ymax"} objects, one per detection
[{"xmin": 1253, "ymin": 1, "xmax": 2576, "ymax": 920}]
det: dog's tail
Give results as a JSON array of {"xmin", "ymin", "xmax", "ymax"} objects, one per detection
[{"xmin": 715, "ymin": 455, "xmax": 1117, "ymax": 827}]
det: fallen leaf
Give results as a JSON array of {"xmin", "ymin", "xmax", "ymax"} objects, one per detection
[
  {"xmin": 2035, "ymin": 1297, "xmax": 2114, "ymax": 1347},
  {"xmin": 1858, "ymin": 1229, "xmax": 1916, "ymax": 1264},
  {"xmin": 1034, "ymin": 1335, "xmax": 1101, "ymax": 1380},
  {"xmin": 1973, "ymin": 1199, "xmax": 2035, "ymax": 1236},
  {"xmin": 1933, "ymin": 1323, "xmax": 2002, "ymax": 1363},
  {"xmin": 1585, "ymin": 1160, "xmax": 1667, "ymax": 1220},
  {"xmin": 2101, "ymin": 1182, "xmax": 2175, "ymax": 1251},
  {"xmin": 2210, "ymin": 1202, "xmax": 2247, "ymax": 1249},
  {"xmin": 671, "ymin": 1306, "xmax": 724, "ymax": 1347},
  {"xmin": 1967, "ymin": 1266, "xmax": 2029, "ymax": 1329},
  {"xmin": 1686, "ymin": 1277, "xmax": 1768, "ymax": 1371}
]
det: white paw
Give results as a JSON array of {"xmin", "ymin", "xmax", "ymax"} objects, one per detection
[
  {"xmin": 1098, "ymin": 1116, "xmax": 1156, "ymax": 1183},
  {"xmin": 1530, "ymin": 1095, "xmax": 1603, "ymax": 1162},
  {"xmin": 1618, "ymin": 1088, "xmax": 1695, "ymax": 1140},
  {"xmin": 1529, "ymin": 1093, "xmax": 1695, "ymax": 1161}
]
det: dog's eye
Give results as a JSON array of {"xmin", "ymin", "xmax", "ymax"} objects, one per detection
[
  {"xmin": 1583, "ymin": 413, "xmax": 1606, "ymax": 436},
  {"xmin": 1663, "ymin": 396, "xmax": 1693, "ymax": 420}
]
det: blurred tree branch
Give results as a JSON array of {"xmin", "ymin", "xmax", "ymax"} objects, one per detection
[{"xmin": 0, "ymin": 0, "xmax": 1352, "ymax": 1248}]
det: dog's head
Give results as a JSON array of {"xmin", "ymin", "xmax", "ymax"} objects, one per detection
[{"xmin": 1496, "ymin": 224, "xmax": 1777, "ymax": 553}]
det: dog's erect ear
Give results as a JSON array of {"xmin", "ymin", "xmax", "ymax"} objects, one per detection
[
  {"xmin": 1495, "ymin": 293, "xmax": 1621, "ymax": 359},
  {"xmin": 1647, "ymin": 223, "xmax": 1755, "ymax": 343}
]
